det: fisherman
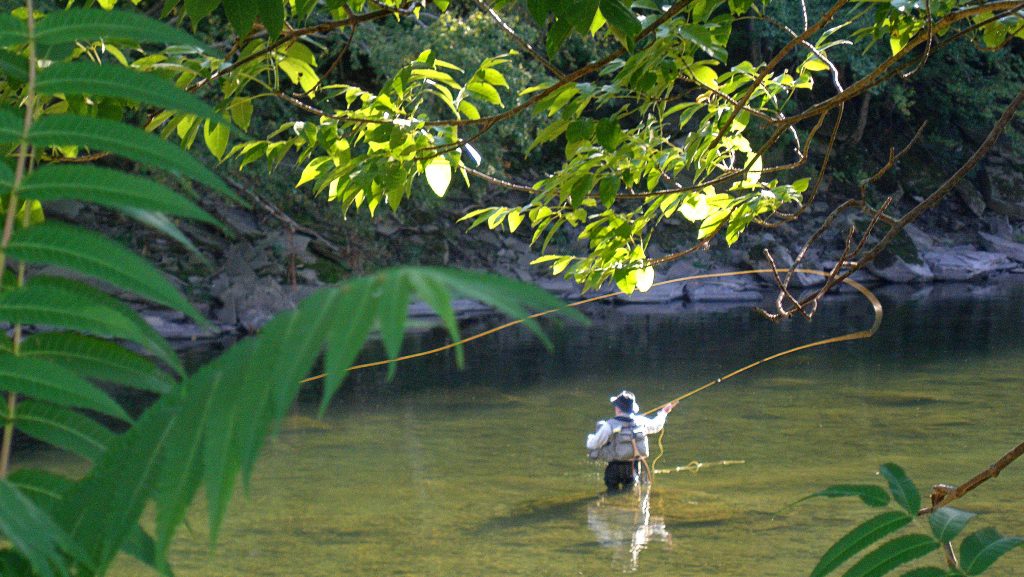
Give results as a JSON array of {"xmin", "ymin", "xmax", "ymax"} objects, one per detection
[{"xmin": 586, "ymin": 391, "xmax": 676, "ymax": 491}]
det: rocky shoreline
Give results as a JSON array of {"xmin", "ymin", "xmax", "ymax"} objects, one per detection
[{"xmin": 138, "ymin": 214, "xmax": 1024, "ymax": 345}]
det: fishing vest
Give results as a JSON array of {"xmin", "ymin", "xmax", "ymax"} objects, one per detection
[{"xmin": 588, "ymin": 416, "xmax": 649, "ymax": 462}]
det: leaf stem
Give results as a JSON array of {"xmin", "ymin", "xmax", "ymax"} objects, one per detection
[{"xmin": 0, "ymin": 0, "xmax": 37, "ymax": 479}]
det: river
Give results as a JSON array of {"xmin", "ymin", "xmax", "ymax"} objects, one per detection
[{"xmin": 91, "ymin": 279, "xmax": 1024, "ymax": 575}]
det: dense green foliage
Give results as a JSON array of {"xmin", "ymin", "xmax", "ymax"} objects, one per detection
[
  {"xmin": 0, "ymin": 0, "xmax": 1022, "ymax": 574},
  {"xmin": 803, "ymin": 464, "xmax": 1022, "ymax": 576},
  {"xmin": 0, "ymin": 4, "xmax": 579, "ymax": 575}
]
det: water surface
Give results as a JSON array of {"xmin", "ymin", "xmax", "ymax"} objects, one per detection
[{"xmin": 96, "ymin": 280, "xmax": 1024, "ymax": 576}]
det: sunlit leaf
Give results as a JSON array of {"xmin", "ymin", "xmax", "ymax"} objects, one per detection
[{"xmin": 425, "ymin": 157, "xmax": 452, "ymax": 197}]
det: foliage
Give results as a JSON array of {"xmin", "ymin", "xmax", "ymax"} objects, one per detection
[
  {"xmin": 802, "ymin": 463, "xmax": 1023, "ymax": 577},
  {"xmin": 0, "ymin": 4, "xmax": 580, "ymax": 575},
  {"xmin": 142, "ymin": 0, "xmax": 1024, "ymax": 295}
]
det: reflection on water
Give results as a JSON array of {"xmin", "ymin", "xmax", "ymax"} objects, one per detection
[
  {"xmin": 30, "ymin": 278, "xmax": 1024, "ymax": 576},
  {"xmin": 587, "ymin": 486, "xmax": 672, "ymax": 571}
]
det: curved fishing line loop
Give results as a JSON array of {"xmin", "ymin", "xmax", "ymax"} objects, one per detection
[
  {"xmin": 300, "ymin": 268, "xmax": 882, "ymax": 388},
  {"xmin": 642, "ymin": 268, "xmax": 882, "ymax": 477}
]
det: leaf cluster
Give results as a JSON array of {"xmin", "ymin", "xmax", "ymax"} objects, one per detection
[{"xmin": 800, "ymin": 463, "xmax": 1023, "ymax": 577}]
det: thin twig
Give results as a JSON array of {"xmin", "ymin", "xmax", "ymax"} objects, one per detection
[{"xmin": 918, "ymin": 440, "xmax": 1024, "ymax": 515}]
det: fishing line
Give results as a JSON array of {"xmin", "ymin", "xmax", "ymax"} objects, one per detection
[
  {"xmin": 299, "ymin": 268, "xmax": 882, "ymax": 482},
  {"xmin": 300, "ymin": 268, "xmax": 882, "ymax": 387}
]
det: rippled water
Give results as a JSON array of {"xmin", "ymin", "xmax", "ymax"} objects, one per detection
[{"xmin": 87, "ymin": 280, "xmax": 1024, "ymax": 575}]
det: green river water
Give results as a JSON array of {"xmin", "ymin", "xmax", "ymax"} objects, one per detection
[{"xmin": 54, "ymin": 280, "xmax": 1024, "ymax": 576}]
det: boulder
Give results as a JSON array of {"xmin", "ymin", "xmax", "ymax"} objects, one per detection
[
  {"xmin": 979, "ymin": 232, "xmax": 1024, "ymax": 264},
  {"xmin": 613, "ymin": 281, "xmax": 684, "ymax": 304},
  {"xmin": 922, "ymin": 246, "xmax": 1015, "ymax": 281},
  {"xmin": 685, "ymin": 273, "xmax": 764, "ymax": 302},
  {"xmin": 867, "ymin": 255, "xmax": 934, "ymax": 283}
]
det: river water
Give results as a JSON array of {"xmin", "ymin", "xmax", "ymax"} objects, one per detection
[{"xmin": 94, "ymin": 279, "xmax": 1024, "ymax": 576}]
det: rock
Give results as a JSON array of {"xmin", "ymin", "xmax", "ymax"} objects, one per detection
[
  {"xmin": 407, "ymin": 299, "xmax": 495, "ymax": 318},
  {"xmin": 218, "ymin": 207, "xmax": 261, "ymax": 237},
  {"xmin": 613, "ymin": 282, "xmax": 684, "ymax": 304},
  {"xmin": 535, "ymin": 276, "xmax": 577, "ymax": 298},
  {"xmin": 956, "ymin": 180, "xmax": 986, "ymax": 218},
  {"xmin": 978, "ymin": 232, "xmax": 1024, "ymax": 264},
  {"xmin": 685, "ymin": 273, "xmax": 764, "ymax": 302},
  {"xmin": 45, "ymin": 200, "xmax": 84, "ymax": 220},
  {"xmin": 903, "ymin": 224, "xmax": 934, "ymax": 251},
  {"xmin": 867, "ymin": 255, "xmax": 934, "ymax": 283},
  {"xmin": 296, "ymin": 268, "xmax": 320, "ymax": 284},
  {"xmin": 921, "ymin": 246, "xmax": 1015, "ymax": 281},
  {"xmin": 984, "ymin": 215, "xmax": 1014, "ymax": 238},
  {"xmin": 142, "ymin": 310, "xmax": 224, "ymax": 340}
]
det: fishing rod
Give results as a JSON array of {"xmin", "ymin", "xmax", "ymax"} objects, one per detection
[
  {"xmin": 301, "ymin": 268, "xmax": 883, "ymax": 392},
  {"xmin": 299, "ymin": 268, "xmax": 883, "ymax": 483}
]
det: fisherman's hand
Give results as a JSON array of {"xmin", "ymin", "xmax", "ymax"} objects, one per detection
[{"xmin": 661, "ymin": 402, "xmax": 678, "ymax": 414}]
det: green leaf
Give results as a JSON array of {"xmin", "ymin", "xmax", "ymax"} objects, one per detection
[
  {"xmin": 811, "ymin": 511, "xmax": 913, "ymax": 577},
  {"xmin": 842, "ymin": 534, "xmax": 938, "ymax": 577},
  {"xmin": 320, "ymin": 279, "xmax": 376, "ymax": 414},
  {"xmin": 15, "ymin": 400, "xmax": 115, "ymax": 462},
  {"xmin": 0, "ymin": 106, "xmax": 21, "ymax": 142},
  {"xmin": 36, "ymin": 62, "xmax": 221, "ymax": 122},
  {"xmin": 0, "ymin": 13, "xmax": 26, "ymax": 46},
  {"xmin": 55, "ymin": 397, "xmax": 180, "ymax": 574},
  {"xmin": 556, "ymin": 0, "xmax": 600, "ymax": 34},
  {"xmin": 880, "ymin": 463, "xmax": 920, "ymax": 515},
  {"xmin": 0, "ymin": 276, "xmax": 181, "ymax": 374},
  {"xmin": 18, "ymin": 165, "xmax": 218, "ymax": 226},
  {"xmin": 798, "ymin": 485, "xmax": 891, "ymax": 507},
  {"xmin": 0, "ymin": 479, "xmax": 81, "ymax": 577},
  {"xmin": 408, "ymin": 270, "xmax": 463, "ymax": 367},
  {"xmin": 28, "ymin": 114, "xmax": 232, "ymax": 198},
  {"xmin": 18, "ymin": 332, "xmax": 172, "ymax": 394},
  {"xmin": 184, "ymin": 0, "xmax": 220, "ymax": 21},
  {"xmin": 959, "ymin": 528, "xmax": 1024, "ymax": 575},
  {"xmin": 928, "ymin": 507, "xmax": 976, "ymax": 542},
  {"xmin": 8, "ymin": 469, "xmax": 72, "ymax": 511},
  {"xmin": 121, "ymin": 208, "xmax": 207, "ymax": 257},
  {"xmin": 424, "ymin": 157, "xmax": 452, "ymax": 197},
  {"xmin": 0, "ymin": 49, "xmax": 29, "ymax": 83},
  {"xmin": 378, "ymin": 271, "xmax": 411, "ymax": 380},
  {"xmin": 0, "ymin": 354, "xmax": 128, "ymax": 420},
  {"xmin": 599, "ymin": 0, "xmax": 641, "ymax": 41},
  {"xmin": 36, "ymin": 9, "xmax": 209, "ymax": 50},
  {"xmin": 203, "ymin": 120, "xmax": 230, "ymax": 161},
  {"xmin": 526, "ymin": 0, "xmax": 551, "ymax": 25},
  {"xmin": 467, "ymin": 81, "xmax": 503, "ymax": 106},
  {"xmin": 256, "ymin": 0, "xmax": 285, "ymax": 38},
  {"xmin": 223, "ymin": 0, "xmax": 256, "ymax": 36},
  {"xmin": 7, "ymin": 222, "xmax": 204, "ymax": 323}
]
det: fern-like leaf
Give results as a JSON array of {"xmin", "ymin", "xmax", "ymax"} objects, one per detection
[
  {"xmin": 27, "ymin": 114, "xmax": 233, "ymax": 198},
  {"xmin": 0, "ymin": 480, "xmax": 84, "ymax": 577},
  {"xmin": 0, "ymin": 354, "xmax": 129, "ymax": 420},
  {"xmin": 7, "ymin": 221, "xmax": 204, "ymax": 322},
  {"xmin": 0, "ymin": 276, "xmax": 181, "ymax": 374},
  {"xmin": 35, "ymin": 9, "xmax": 208, "ymax": 51},
  {"xmin": 18, "ymin": 332, "xmax": 172, "ymax": 393},
  {"xmin": 15, "ymin": 401, "xmax": 115, "ymax": 462},
  {"xmin": 36, "ymin": 62, "xmax": 222, "ymax": 123}
]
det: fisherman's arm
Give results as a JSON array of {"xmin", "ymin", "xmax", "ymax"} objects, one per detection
[
  {"xmin": 640, "ymin": 402, "xmax": 677, "ymax": 435},
  {"xmin": 586, "ymin": 421, "xmax": 613, "ymax": 449}
]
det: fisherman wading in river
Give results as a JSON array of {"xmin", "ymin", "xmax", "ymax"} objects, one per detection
[{"xmin": 586, "ymin": 391, "xmax": 676, "ymax": 491}]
